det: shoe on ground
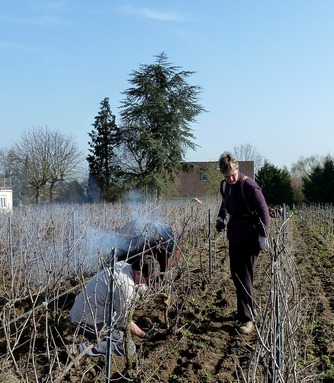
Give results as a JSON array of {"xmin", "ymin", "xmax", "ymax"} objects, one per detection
[{"xmin": 238, "ymin": 321, "xmax": 254, "ymax": 334}]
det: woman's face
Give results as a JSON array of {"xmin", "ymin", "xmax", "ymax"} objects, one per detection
[{"xmin": 223, "ymin": 169, "xmax": 239, "ymax": 185}]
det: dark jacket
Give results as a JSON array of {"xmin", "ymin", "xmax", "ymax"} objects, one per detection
[{"xmin": 218, "ymin": 172, "xmax": 270, "ymax": 243}]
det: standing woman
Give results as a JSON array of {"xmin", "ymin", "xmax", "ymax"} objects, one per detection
[{"xmin": 216, "ymin": 152, "xmax": 270, "ymax": 334}]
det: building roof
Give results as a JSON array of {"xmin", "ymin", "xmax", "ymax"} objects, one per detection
[{"xmin": 174, "ymin": 161, "xmax": 254, "ymax": 198}]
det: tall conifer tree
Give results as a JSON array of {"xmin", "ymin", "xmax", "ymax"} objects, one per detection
[
  {"xmin": 119, "ymin": 52, "xmax": 205, "ymax": 197},
  {"xmin": 87, "ymin": 97, "xmax": 120, "ymax": 202}
]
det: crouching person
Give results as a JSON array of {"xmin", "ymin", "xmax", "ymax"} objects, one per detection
[{"xmin": 69, "ymin": 254, "xmax": 160, "ymax": 357}]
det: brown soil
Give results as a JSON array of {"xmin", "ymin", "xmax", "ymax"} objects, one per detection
[{"xmin": 1, "ymin": 218, "xmax": 333, "ymax": 382}]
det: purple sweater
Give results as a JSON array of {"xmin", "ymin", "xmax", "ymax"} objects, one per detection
[{"xmin": 218, "ymin": 172, "xmax": 270, "ymax": 241}]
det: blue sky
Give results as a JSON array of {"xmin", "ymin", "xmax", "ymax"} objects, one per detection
[{"xmin": 1, "ymin": 0, "xmax": 334, "ymax": 170}]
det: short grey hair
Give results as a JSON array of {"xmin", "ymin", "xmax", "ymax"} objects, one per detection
[{"xmin": 218, "ymin": 152, "xmax": 239, "ymax": 174}]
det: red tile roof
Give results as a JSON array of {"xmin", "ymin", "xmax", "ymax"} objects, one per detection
[{"xmin": 174, "ymin": 161, "xmax": 254, "ymax": 198}]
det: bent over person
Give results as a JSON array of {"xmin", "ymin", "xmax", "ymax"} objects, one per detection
[
  {"xmin": 216, "ymin": 152, "xmax": 270, "ymax": 334},
  {"xmin": 69, "ymin": 255, "xmax": 160, "ymax": 356}
]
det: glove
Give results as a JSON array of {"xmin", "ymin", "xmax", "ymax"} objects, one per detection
[
  {"xmin": 145, "ymin": 325, "xmax": 158, "ymax": 339},
  {"xmin": 215, "ymin": 217, "xmax": 225, "ymax": 232},
  {"xmin": 258, "ymin": 236, "xmax": 269, "ymax": 252}
]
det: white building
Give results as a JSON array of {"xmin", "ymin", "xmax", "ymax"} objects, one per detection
[{"xmin": 0, "ymin": 178, "xmax": 13, "ymax": 214}]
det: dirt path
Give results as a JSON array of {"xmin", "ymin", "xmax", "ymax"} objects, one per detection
[{"xmin": 127, "ymin": 219, "xmax": 334, "ymax": 383}]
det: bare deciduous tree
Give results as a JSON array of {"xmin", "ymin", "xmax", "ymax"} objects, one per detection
[
  {"xmin": 0, "ymin": 148, "xmax": 15, "ymax": 177},
  {"xmin": 12, "ymin": 127, "xmax": 83, "ymax": 203},
  {"xmin": 232, "ymin": 143, "xmax": 265, "ymax": 174},
  {"xmin": 290, "ymin": 154, "xmax": 325, "ymax": 177},
  {"xmin": 47, "ymin": 130, "xmax": 85, "ymax": 200}
]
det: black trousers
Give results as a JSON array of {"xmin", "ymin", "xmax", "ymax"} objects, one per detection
[{"xmin": 229, "ymin": 237, "xmax": 260, "ymax": 323}]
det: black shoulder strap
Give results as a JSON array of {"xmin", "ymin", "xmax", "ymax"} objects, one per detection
[{"xmin": 240, "ymin": 175, "xmax": 251, "ymax": 213}]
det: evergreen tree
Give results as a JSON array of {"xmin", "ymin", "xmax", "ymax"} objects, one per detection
[
  {"xmin": 256, "ymin": 162, "xmax": 294, "ymax": 206},
  {"xmin": 119, "ymin": 52, "xmax": 205, "ymax": 197},
  {"xmin": 87, "ymin": 98, "xmax": 121, "ymax": 202},
  {"xmin": 302, "ymin": 156, "xmax": 334, "ymax": 203}
]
